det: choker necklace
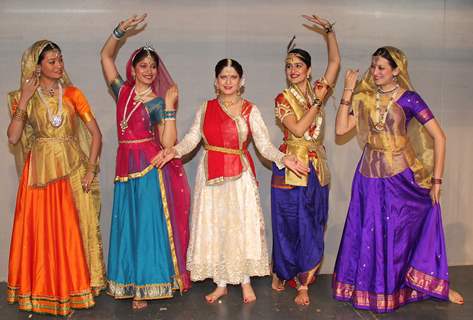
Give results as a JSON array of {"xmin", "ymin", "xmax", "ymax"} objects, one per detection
[
  {"xmin": 219, "ymin": 97, "xmax": 241, "ymax": 109},
  {"xmin": 40, "ymin": 84, "xmax": 58, "ymax": 97},
  {"xmin": 373, "ymin": 86, "xmax": 399, "ymax": 132},
  {"xmin": 377, "ymin": 84, "xmax": 399, "ymax": 94},
  {"xmin": 120, "ymin": 86, "xmax": 152, "ymax": 134},
  {"xmin": 37, "ymin": 82, "xmax": 63, "ymax": 127}
]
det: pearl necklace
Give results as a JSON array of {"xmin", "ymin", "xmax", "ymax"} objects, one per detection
[
  {"xmin": 373, "ymin": 85, "xmax": 399, "ymax": 132},
  {"xmin": 37, "ymin": 82, "xmax": 63, "ymax": 128},
  {"xmin": 120, "ymin": 86, "xmax": 152, "ymax": 134}
]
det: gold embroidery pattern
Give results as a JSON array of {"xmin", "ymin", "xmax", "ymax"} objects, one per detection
[
  {"xmin": 114, "ymin": 164, "xmax": 155, "ymax": 182},
  {"xmin": 107, "ymin": 280, "xmax": 173, "ymax": 300},
  {"xmin": 7, "ymin": 286, "xmax": 94, "ymax": 316},
  {"xmin": 158, "ymin": 169, "xmax": 184, "ymax": 293}
]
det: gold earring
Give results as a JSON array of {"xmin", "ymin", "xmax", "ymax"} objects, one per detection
[
  {"xmin": 35, "ymin": 66, "xmax": 41, "ymax": 78},
  {"xmin": 236, "ymin": 87, "xmax": 241, "ymax": 96},
  {"xmin": 214, "ymin": 85, "xmax": 220, "ymax": 96}
]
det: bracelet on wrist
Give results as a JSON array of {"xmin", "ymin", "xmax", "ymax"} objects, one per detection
[
  {"xmin": 340, "ymin": 99, "xmax": 351, "ymax": 107},
  {"xmin": 12, "ymin": 108, "xmax": 27, "ymax": 122},
  {"xmin": 431, "ymin": 177, "xmax": 442, "ymax": 184},
  {"xmin": 344, "ymin": 88, "xmax": 354, "ymax": 92},
  {"xmin": 311, "ymin": 97, "xmax": 322, "ymax": 108},
  {"xmin": 163, "ymin": 110, "xmax": 177, "ymax": 121},
  {"xmin": 86, "ymin": 162, "xmax": 99, "ymax": 175},
  {"xmin": 112, "ymin": 24, "xmax": 126, "ymax": 39}
]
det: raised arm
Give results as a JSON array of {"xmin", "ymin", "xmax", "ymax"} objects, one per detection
[
  {"xmin": 100, "ymin": 14, "xmax": 147, "ymax": 84},
  {"xmin": 335, "ymin": 69, "xmax": 358, "ymax": 135},
  {"xmin": 302, "ymin": 14, "xmax": 341, "ymax": 86}
]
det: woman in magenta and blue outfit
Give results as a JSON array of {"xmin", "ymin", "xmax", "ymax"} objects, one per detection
[{"xmin": 100, "ymin": 14, "xmax": 191, "ymax": 310}]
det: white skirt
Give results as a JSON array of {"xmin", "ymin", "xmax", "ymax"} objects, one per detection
[{"xmin": 186, "ymin": 155, "xmax": 270, "ymax": 284}]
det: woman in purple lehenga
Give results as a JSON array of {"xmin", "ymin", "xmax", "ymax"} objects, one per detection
[{"xmin": 333, "ymin": 46, "xmax": 464, "ymax": 313}]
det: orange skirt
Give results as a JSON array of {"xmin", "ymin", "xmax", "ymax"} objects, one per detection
[{"xmin": 7, "ymin": 156, "xmax": 94, "ymax": 316}]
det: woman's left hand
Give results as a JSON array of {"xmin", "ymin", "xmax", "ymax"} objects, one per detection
[
  {"xmin": 283, "ymin": 154, "xmax": 310, "ymax": 177},
  {"xmin": 430, "ymin": 183, "xmax": 441, "ymax": 205},
  {"xmin": 165, "ymin": 85, "xmax": 179, "ymax": 110},
  {"xmin": 302, "ymin": 14, "xmax": 333, "ymax": 32},
  {"xmin": 82, "ymin": 171, "xmax": 95, "ymax": 193}
]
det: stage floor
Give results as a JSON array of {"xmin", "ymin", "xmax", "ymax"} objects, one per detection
[{"xmin": 1, "ymin": 265, "xmax": 471, "ymax": 319}]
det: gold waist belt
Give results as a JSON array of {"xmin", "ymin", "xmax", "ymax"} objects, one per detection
[
  {"xmin": 34, "ymin": 136, "xmax": 76, "ymax": 142},
  {"xmin": 285, "ymin": 139, "xmax": 322, "ymax": 149},
  {"xmin": 366, "ymin": 143, "xmax": 406, "ymax": 153},
  {"xmin": 119, "ymin": 137, "xmax": 154, "ymax": 144},
  {"xmin": 204, "ymin": 144, "xmax": 245, "ymax": 155}
]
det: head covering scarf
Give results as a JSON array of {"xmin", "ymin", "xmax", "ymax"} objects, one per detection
[
  {"xmin": 352, "ymin": 46, "xmax": 434, "ymax": 188},
  {"xmin": 8, "ymin": 40, "xmax": 92, "ymax": 177}
]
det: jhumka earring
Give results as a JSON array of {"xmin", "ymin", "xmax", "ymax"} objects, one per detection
[
  {"xmin": 214, "ymin": 85, "xmax": 220, "ymax": 96},
  {"xmin": 35, "ymin": 66, "xmax": 41, "ymax": 78},
  {"xmin": 236, "ymin": 87, "xmax": 241, "ymax": 96},
  {"xmin": 393, "ymin": 75, "xmax": 398, "ymax": 82}
]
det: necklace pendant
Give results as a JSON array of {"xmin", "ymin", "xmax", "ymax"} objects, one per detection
[
  {"xmin": 120, "ymin": 119, "xmax": 128, "ymax": 133},
  {"xmin": 374, "ymin": 122, "xmax": 385, "ymax": 131},
  {"xmin": 50, "ymin": 114, "xmax": 63, "ymax": 127}
]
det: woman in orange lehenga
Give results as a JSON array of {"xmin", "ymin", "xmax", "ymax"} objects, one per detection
[{"xmin": 6, "ymin": 40, "xmax": 106, "ymax": 316}]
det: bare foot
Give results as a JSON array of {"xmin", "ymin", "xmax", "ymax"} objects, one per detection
[
  {"xmin": 205, "ymin": 287, "xmax": 228, "ymax": 303},
  {"xmin": 242, "ymin": 283, "xmax": 256, "ymax": 304},
  {"xmin": 132, "ymin": 300, "xmax": 148, "ymax": 310},
  {"xmin": 449, "ymin": 289, "xmax": 464, "ymax": 305},
  {"xmin": 294, "ymin": 287, "xmax": 310, "ymax": 306},
  {"xmin": 271, "ymin": 274, "xmax": 285, "ymax": 292}
]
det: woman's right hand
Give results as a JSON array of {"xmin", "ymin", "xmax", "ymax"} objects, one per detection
[
  {"xmin": 152, "ymin": 148, "xmax": 177, "ymax": 168},
  {"xmin": 119, "ymin": 14, "xmax": 147, "ymax": 33},
  {"xmin": 314, "ymin": 80, "xmax": 329, "ymax": 101},
  {"xmin": 344, "ymin": 69, "xmax": 359, "ymax": 91},
  {"xmin": 20, "ymin": 73, "xmax": 39, "ymax": 103}
]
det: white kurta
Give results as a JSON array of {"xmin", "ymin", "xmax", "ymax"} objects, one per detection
[{"xmin": 174, "ymin": 102, "xmax": 284, "ymax": 284}]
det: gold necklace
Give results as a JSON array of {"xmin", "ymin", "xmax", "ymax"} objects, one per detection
[
  {"xmin": 219, "ymin": 97, "xmax": 241, "ymax": 108},
  {"xmin": 373, "ymin": 86, "xmax": 399, "ymax": 132}
]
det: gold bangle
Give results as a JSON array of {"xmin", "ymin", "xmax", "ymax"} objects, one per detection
[
  {"xmin": 13, "ymin": 108, "xmax": 27, "ymax": 121},
  {"xmin": 344, "ymin": 88, "xmax": 354, "ymax": 92},
  {"xmin": 87, "ymin": 162, "xmax": 99, "ymax": 175}
]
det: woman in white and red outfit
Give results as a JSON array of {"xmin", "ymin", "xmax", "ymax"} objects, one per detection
[{"xmin": 156, "ymin": 58, "xmax": 308, "ymax": 304}]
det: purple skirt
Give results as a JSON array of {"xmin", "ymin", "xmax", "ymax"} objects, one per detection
[
  {"xmin": 333, "ymin": 164, "xmax": 449, "ymax": 313},
  {"xmin": 271, "ymin": 163, "xmax": 329, "ymax": 283}
]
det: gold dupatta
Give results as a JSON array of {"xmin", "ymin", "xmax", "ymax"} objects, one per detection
[
  {"xmin": 353, "ymin": 46, "xmax": 434, "ymax": 188},
  {"xmin": 8, "ymin": 40, "xmax": 93, "ymax": 184}
]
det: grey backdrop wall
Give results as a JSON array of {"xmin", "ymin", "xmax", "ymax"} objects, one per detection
[{"xmin": 1, "ymin": 0, "xmax": 472, "ymax": 279}]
